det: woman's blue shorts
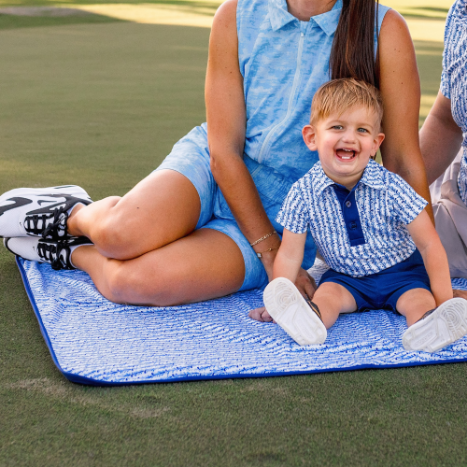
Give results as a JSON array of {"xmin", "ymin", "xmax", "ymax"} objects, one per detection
[
  {"xmin": 319, "ymin": 249, "xmax": 431, "ymax": 312},
  {"xmin": 155, "ymin": 124, "xmax": 317, "ymax": 291}
]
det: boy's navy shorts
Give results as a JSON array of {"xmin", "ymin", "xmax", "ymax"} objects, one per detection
[{"xmin": 319, "ymin": 250, "xmax": 431, "ymax": 312}]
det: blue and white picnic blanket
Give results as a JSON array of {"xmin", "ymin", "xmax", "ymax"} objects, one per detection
[{"xmin": 16, "ymin": 257, "xmax": 467, "ymax": 385}]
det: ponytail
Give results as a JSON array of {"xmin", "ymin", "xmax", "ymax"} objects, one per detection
[{"xmin": 330, "ymin": 0, "xmax": 380, "ymax": 87}]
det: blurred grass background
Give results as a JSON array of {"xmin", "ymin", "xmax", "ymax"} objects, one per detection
[{"xmin": 1, "ymin": 1, "xmax": 466, "ymax": 466}]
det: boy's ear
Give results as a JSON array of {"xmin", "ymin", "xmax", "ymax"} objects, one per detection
[
  {"xmin": 302, "ymin": 124, "xmax": 318, "ymax": 151},
  {"xmin": 373, "ymin": 132, "xmax": 385, "ymax": 154}
]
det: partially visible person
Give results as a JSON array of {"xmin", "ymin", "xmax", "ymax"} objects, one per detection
[
  {"xmin": 419, "ymin": 0, "xmax": 467, "ymax": 293},
  {"xmin": 260, "ymin": 79, "xmax": 467, "ymax": 353},
  {"xmin": 0, "ymin": 0, "xmax": 430, "ymax": 309}
]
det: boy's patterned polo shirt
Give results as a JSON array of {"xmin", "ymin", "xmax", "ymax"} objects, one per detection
[{"xmin": 277, "ymin": 159, "xmax": 428, "ymax": 278}]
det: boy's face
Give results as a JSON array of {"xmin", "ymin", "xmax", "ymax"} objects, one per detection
[{"xmin": 302, "ymin": 105, "xmax": 385, "ymax": 190}]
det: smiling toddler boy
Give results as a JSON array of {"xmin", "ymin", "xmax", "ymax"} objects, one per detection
[{"xmin": 262, "ymin": 78, "xmax": 467, "ymax": 352}]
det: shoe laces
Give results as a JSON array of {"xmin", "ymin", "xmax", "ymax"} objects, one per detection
[
  {"xmin": 37, "ymin": 240, "xmax": 71, "ymax": 270},
  {"xmin": 25, "ymin": 207, "xmax": 68, "ymax": 240}
]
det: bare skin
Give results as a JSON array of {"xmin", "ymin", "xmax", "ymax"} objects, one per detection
[
  {"xmin": 69, "ymin": 0, "xmax": 431, "ymax": 308},
  {"xmin": 293, "ymin": 282, "xmax": 435, "ymax": 330},
  {"xmin": 419, "ymin": 92, "xmax": 467, "ymax": 301}
]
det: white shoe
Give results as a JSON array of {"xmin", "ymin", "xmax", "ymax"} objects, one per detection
[
  {"xmin": 4, "ymin": 236, "xmax": 92, "ymax": 270},
  {"xmin": 263, "ymin": 277, "xmax": 327, "ymax": 345},
  {"xmin": 0, "ymin": 185, "xmax": 92, "ymax": 239},
  {"xmin": 402, "ymin": 298, "xmax": 467, "ymax": 353}
]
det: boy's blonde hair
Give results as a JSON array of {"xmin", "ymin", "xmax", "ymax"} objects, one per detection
[{"xmin": 310, "ymin": 78, "xmax": 383, "ymax": 128}]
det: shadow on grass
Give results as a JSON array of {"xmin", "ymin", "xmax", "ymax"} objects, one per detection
[{"xmin": 0, "ymin": 11, "xmax": 122, "ymax": 28}]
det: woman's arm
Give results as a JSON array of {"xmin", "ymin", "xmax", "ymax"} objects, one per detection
[
  {"xmin": 407, "ymin": 210, "xmax": 453, "ymax": 305},
  {"xmin": 420, "ymin": 92, "xmax": 463, "ymax": 184},
  {"xmin": 205, "ymin": 0, "xmax": 280, "ymax": 277},
  {"xmin": 378, "ymin": 10, "xmax": 432, "ymax": 218}
]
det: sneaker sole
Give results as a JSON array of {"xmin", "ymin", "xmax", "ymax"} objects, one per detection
[
  {"xmin": 402, "ymin": 298, "xmax": 467, "ymax": 353},
  {"xmin": 263, "ymin": 277, "xmax": 327, "ymax": 345}
]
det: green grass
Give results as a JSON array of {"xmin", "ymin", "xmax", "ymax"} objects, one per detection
[
  {"xmin": 0, "ymin": 12, "xmax": 120, "ymax": 29},
  {"xmin": 0, "ymin": 4, "xmax": 465, "ymax": 467}
]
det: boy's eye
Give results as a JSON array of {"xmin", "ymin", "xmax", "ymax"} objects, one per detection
[
  {"xmin": 331, "ymin": 125, "xmax": 343, "ymax": 130},
  {"xmin": 357, "ymin": 128, "xmax": 369, "ymax": 133}
]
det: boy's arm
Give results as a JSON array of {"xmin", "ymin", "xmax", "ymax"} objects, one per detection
[
  {"xmin": 273, "ymin": 229, "xmax": 307, "ymax": 282},
  {"xmin": 407, "ymin": 209, "xmax": 453, "ymax": 306}
]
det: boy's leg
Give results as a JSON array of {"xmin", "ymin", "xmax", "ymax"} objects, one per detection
[
  {"xmin": 397, "ymin": 288, "xmax": 467, "ymax": 352},
  {"xmin": 395, "ymin": 288, "xmax": 436, "ymax": 326},
  {"xmin": 312, "ymin": 282, "xmax": 357, "ymax": 329},
  {"xmin": 262, "ymin": 279, "xmax": 356, "ymax": 345}
]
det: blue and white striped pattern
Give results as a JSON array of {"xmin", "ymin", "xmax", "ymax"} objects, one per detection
[
  {"xmin": 277, "ymin": 160, "xmax": 428, "ymax": 277},
  {"xmin": 17, "ymin": 258, "xmax": 467, "ymax": 385},
  {"xmin": 440, "ymin": 0, "xmax": 467, "ymax": 204}
]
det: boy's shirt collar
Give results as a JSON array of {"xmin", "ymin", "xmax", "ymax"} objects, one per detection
[
  {"xmin": 312, "ymin": 159, "xmax": 387, "ymax": 197},
  {"xmin": 268, "ymin": 0, "xmax": 343, "ymax": 34}
]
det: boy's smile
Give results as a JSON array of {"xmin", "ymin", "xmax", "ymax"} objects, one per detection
[{"xmin": 303, "ymin": 105, "xmax": 385, "ymax": 190}]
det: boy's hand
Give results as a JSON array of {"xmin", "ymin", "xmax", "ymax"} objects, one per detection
[{"xmin": 249, "ymin": 268, "xmax": 317, "ymax": 322}]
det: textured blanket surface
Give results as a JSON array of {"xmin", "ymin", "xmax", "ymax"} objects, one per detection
[{"xmin": 17, "ymin": 257, "xmax": 467, "ymax": 385}]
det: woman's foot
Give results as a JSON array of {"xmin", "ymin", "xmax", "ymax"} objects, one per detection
[
  {"xmin": 0, "ymin": 186, "xmax": 92, "ymax": 240},
  {"xmin": 263, "ymin": 277, "xmax": 327, "ymax": 346},
  {"xmin": 402, "ymin": 297, "xmax": 467, "ymax": 352},
  {"xmin": 4, "ymin": 236, "xmax": 92, "ymax": 270}
]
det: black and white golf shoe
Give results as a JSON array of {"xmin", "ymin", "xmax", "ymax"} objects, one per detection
[
  {"xmin": 4, "ymin": 236, "xmax": 92, "ymax": 270},
  {"xmin": 0, "ymin": 185, "xmax": 92, "ymax": 240}
]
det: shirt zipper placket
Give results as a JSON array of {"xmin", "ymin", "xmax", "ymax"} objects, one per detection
[{"xmin": 257, "ymin": 28, "xmax": 305, "ymax": 164}]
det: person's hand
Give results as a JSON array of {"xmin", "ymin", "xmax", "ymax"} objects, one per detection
[
  {"xmin": 453, "ymin": 289, "xmax": 467, "ymax": 300},
  {"xmin": 248, "ymin": 268, "xmax": 318, "ymax": 322}
]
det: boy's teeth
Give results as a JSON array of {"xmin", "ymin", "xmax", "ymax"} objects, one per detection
[{"xmin": 336, "ymin": 149, "xmax": 355, "ymax": 159}]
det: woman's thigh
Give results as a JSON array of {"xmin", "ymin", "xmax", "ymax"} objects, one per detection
[
  {"xmin": 74, "ymin": 228, "xmax": 246, "ymax": 306},
  {"xmin": 70, "ymin": 169, "xmax": 204, "ymax": 260},
  {"xmin": 70, "ymin": 125, "xmax": 215, "ymax": 260}
]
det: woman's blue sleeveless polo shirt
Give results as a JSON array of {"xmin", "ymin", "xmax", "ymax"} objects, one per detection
[
  {"xmin": 237, "ymin": 0, "xmax": 389, "ymax": 182},
  {"xmin": 157, "ymin": 0, "xmax": 390, "ymax": 290}
]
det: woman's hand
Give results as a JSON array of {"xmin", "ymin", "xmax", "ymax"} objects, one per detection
[{"xmin": 248, "ymin": 267, "xmax": 317, "ymax": 322}]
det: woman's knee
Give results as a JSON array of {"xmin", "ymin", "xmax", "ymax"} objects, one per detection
[
  {"xmin": 90, "ymin": 197, "xmax": 140, "ymax": 258},
  {"xmin": 104, "ymin": 262, "xmax": 169, "ymax": 306}
]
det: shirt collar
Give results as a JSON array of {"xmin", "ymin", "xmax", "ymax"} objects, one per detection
[
  {"xmin": 312, "ymin": 159, "xmax": 386, "ymax": 197},
  {"xmin": 268, "ymin": 0, "xmax": 342, "ymax": 35}
]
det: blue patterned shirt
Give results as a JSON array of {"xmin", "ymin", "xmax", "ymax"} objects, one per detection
[
  {"xmin": 440, "ymin": 0, "xmax": 467, "ymax": 204},
  {"xmin": 277, "ymin": 160, "xmax": 428, "ymax": 277}
]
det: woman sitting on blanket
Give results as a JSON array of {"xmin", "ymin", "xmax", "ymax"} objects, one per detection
[
  {"xmin": 420, "ymin": 0, "xmax": 467, "ymax": 296},
  {"xmin": 0, "ymin": 0, "xmax": 432, "ymax": 311}
]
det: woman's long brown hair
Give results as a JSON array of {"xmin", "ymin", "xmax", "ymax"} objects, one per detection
[{"xmin": 330, "ymin": 0, "xmax": 380, "ymax": 87}]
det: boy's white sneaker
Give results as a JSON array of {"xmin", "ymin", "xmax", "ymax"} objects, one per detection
[
  {"xmin": 4, "ymin": 236, "xmax": 92, "ymax": 270},
  {"xmin": 0, "ymin": 185, "xmax": 92, "ymax": 240},
  {"xmin": 263, "ymin": 277, "xmax": 327, "ymax": 346},
  {"xmin": 402, "ymin": 298, "xmax": 467, "ymax": 353}
]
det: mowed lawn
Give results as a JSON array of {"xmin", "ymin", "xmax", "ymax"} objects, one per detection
[{"xmin": 1, "ymin": 3, "xmax": 467, "ymax": 467}]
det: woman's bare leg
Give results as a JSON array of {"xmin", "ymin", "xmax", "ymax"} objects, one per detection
[
  {"xmin": 68, "ymin": 170, "xmax": 201, "ymax": 260},
  {"xmin": 71, "ymin": 228, "xmax": 246, "ymax": 306}
]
